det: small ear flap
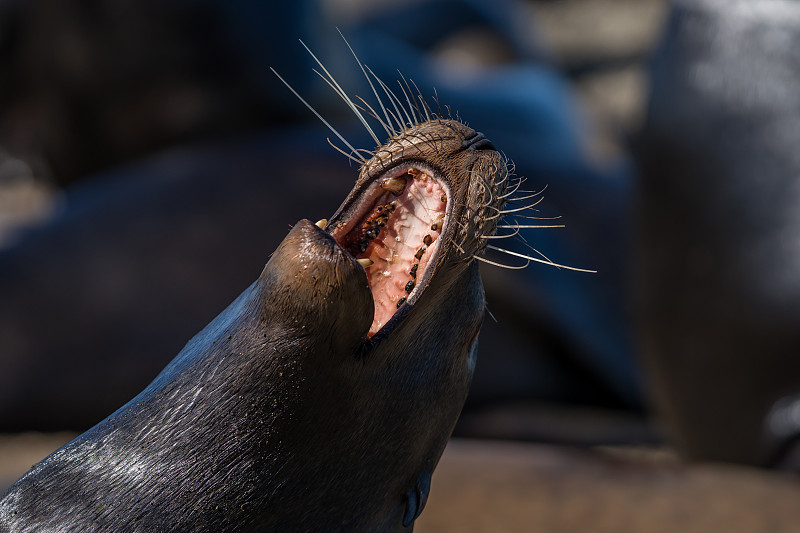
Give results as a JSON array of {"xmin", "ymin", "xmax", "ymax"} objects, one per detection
[{"xmin": 402, "ymin": 469, "xmax": 432, "ymax": 527}]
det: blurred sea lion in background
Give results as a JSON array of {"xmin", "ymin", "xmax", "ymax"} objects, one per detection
[{"xmin": 637, "ymin": 0, "xmax": 800, "ymax": 470}]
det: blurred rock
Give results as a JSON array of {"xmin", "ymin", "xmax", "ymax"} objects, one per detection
[
  {"xmin": 4, "ymin": 435, "xmax": 799, "ymax": 531},
  {"xmin": 418, "ymin": 439, "xmax": 800, "ymax": 533},
  {"xmin": 0, "ymin": 432, "xmax": 75, "ymax": 492}
]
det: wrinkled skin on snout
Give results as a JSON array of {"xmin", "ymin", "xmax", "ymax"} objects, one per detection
[{"xmin": 0, "ymin": 219, "xmax": 484, "ymax": 532}]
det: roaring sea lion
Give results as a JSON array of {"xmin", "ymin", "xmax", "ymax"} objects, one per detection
[{"xmin": 0, "ymin": 48, "xmax": 536, "ymax": 530}]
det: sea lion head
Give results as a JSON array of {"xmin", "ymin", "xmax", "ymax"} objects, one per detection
[{"xmin": 328, "ymin": 118, "xmax": 506, "ymax": 339}]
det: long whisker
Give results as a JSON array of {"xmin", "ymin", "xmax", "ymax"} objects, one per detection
[
  {"xmin": 299, "ymin": 39, "xmax": 381, "ymax": 146},
  {"xmin": 396, "ymin": 73, "xmax": 418, "ymax": 125},
  {"xmin": 510, "ymin": 184, "xmax": 547, "ymax": 196},
  {"xmin": 486, "ymin": 245, "xmax": 596, "ymax": 273},
  {"xmin": 481, "ymin": 226, "xmax": 521, "ymax": 239},
  {"xmin": 383, "ymin": 107, "xmax": 405, "ymax": 134},
  {"xmin": 481, "ymin": 205, "xmax": 504, "ymax": 222},
  {"xmin": 472, "ymin": 170, "xmax": 495, "ymax": 207},
  {"xmin": 411, "ymin": 79, "xmax": 432, "ymax": 121},
  {"xmin": 505, "ymin": 213, "xmax": 563, "ymax": 221},
  {"xmin": 497, "ymin": 224, "xmax": 566, "ymax": 229},
  {"xmin": 326, "ymin": 138, "xmax": 363, "ymax": 165},
  {"xmin": 504, "ymin": 192, "xmax": 547, "ymax": 203},
  {"xmin": 473, "ymin": 254, "xmax": 530, "ymax": 270},
  {"xmin": 499, "ymin": 198, "xmax": 546, "ymax": 214},
  {"xmin": 354, "ymin": 96, "xmax": 394, "ymax": 137},
  {"xmin": 368, "ymin": 67, "xmax": 407, "ymax": 132},
  {"xmin": 398, "ymin": 72, "xmax": 423, "ymax": 125},
  {"xmin": 310, "ymin": 68, "xmax": 385, "ymax": 141},
  {"xmin": 432, "ymin": 88, "xmax": 444, "ymax": 119},
  {"xmin": 484, "ymin": 304, "xmax": 499, "ymax": 323},
  {"xmin": 498, "ymin": 185, "xmax": 524, "ymax": 199},
  {"xmin": 501, "ymin": 178, "xmax": 525, "ymax": 195},
  {"xmin": 515, "ymin": 239, "xmax": 555, "ymax": 263},
  {"xmin": 270, "ymin": 67, "xmax": 365, "ymax": 163},
  {"xmin": 338, "ymin": 29, "xmax": 396, "ymax": 138}
]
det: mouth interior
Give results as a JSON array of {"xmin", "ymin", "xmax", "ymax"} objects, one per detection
[{"xmin": 336, "ymin": 167, "xmax": 448, "ymax": 336}]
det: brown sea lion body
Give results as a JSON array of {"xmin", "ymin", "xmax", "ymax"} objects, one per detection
[{"xmin": 0, "ymin": 113, "xmax": 508, "ymax": 531}]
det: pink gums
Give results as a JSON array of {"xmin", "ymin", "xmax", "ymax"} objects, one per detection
[{"xmin": 356, "ymin": 171, "xmax": 446, "ymax": 336}]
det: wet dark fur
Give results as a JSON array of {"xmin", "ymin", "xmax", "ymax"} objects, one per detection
[{"xmin": 0, "ymin": 114, "xmax": 506, "ymax": 531}]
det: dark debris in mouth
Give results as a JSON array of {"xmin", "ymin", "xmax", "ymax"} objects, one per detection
[{"xmin": 331, "ymin": 166, "xmax": 448, "ymax": 336}]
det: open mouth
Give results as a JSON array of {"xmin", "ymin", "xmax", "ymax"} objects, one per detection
[{"xmin": 329, "ymin": 163, "xmax": 449, "ymax": 337}]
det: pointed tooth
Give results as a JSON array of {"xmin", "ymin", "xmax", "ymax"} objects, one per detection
[
  {"xmin": 315, "ymin": 219, "xmax": 328, "ymax": 230},
  {"xmin": 381, "ymin": 177, "xmax": 407, "ymax": 196},
  {"xmin": 357, "ymin": 258, "xmax": 374, "ymax": 268}
]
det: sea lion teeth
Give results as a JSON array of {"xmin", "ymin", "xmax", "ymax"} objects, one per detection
[
  {"xmin": 357, "ymin": 258, "xmax": 374, "ymax": 268},
  {"xmin": 414, "ymin": 246, "xmax": 427, "ymax": 260},
  {"xmin": 396, "ymin": 297, "xmax": 406, "ymax": 308},
  {"xmin": 315, "ymin": 218, "xmax": 328, "ymax": 230},
  {"xmin": 431, "ymin": 214, "xmax": 445, "ymax": 231},
  {"xmin": 409, "ymin": 264, "xmax": 418, "ymax": 279},
  {"xmin": 380, "ymin": 177, "xmax": 407, "ymax": 196},
  {"xmin": 423, "ymin": 234, "xmax": 433, "ymax": 246},
  {"xmin": 405, "ymin": 280, "xmax": 415, "ymax": 293}
]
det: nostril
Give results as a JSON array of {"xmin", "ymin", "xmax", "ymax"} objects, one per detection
[
  {"xmin": 472, "ymin": 138, "xmax": 496, "ymax": 151},
  {"xmin": 461, "ymin": 131, "xmax": 496, "ymax": 152}
]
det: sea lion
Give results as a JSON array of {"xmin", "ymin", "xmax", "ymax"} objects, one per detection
[
  {"xmin": 636, "ymin": 0, "xmax": 800, "ymax": 469},
  {"xmin": 0, "ymin": 61, "xmax": 513, "ymax": 530}
]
